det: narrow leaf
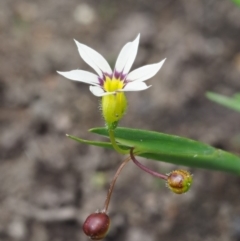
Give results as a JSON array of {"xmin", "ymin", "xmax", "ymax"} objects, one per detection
[
  {"xmin": 88, "ymin": 127, "xmax": 240, "ymax": 175},
  {"xmin": 206, "ymin": 92, "xmax": 240, "ymax": 112},
  {"xmin": 66, "ymin": 134, "xmax": 129, "ymax": 150},
  {"xmin": 232, "ymin": 0, "xmax": 240, "ymax": 6}
]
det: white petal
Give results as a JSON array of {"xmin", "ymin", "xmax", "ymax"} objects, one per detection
[
  {"xmin": 121, "ymin": 81, "xmax": 151, "ymax": 92},
  {"xmin": 89, "ymin": 86, "xmax": 115, "ymax": 97},
  {"xmin": 114, "ymin": 34, "xmax": 140, "ymax": 76},
  {"xmin": 57, "ymin": 70, "xmax": 100, "ymax": 85},
  {"xmin": 127, "ymin": 58, "xmax": 166, "ymax": 82},
  {"xmin": 74, "ymin": 39, "xmax": 112, "ymax": 78}
]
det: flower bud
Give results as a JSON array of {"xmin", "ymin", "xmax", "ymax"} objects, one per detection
[
  {"xmin": 82, "ymin": 212, "xmax": 110, "ymax": 240},
  {"xmin": 166, "ymin": 170, "xmax": 192, "ymax": 194}
]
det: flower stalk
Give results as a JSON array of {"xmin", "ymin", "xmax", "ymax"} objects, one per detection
[
  {"xmin": 130, "ymin": 148, "xmax": 168, "ymax": 180},
  {"xmin": 102, "ymin": 156, "xmax": 131, "ymax": 212},
  {"xmin": 108, "ymin": 129, "xmax": 128, "ymax": 154}
]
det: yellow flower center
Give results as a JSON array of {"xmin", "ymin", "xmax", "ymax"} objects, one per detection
[{"xmin": 103, "ymin": 76, "xmax": 124, "ymax": 92}]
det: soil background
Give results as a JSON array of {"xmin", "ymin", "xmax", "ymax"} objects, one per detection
[{"xmin": 1, "ymin": 0, "xmax": 240, "ymax": 241}]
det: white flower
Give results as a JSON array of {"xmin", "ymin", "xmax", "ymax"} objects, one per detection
[{"xmin": 57, "ymin": 34, "xmax": 166, "ymax": 97}]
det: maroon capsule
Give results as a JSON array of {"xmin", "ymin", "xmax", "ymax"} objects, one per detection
[{"xmin": 82, "ymin": 212, "xmax": 110, "ymax": 240}]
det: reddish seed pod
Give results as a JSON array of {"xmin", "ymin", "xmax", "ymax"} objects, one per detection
[
  {"xmin": 167, "ymin": 170, "xmax": 193, "ymax": 194},
  {"xmin": 82, "ymin": 212, "xmax": 110, "ymax": 240}
]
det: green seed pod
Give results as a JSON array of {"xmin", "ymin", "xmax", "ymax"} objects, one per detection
[
  {"xmin": 167, "ymin": 170, "xmax": 192, "ymax": 194},
  {"xmin": 102, "ymin": 92, "xmax": 127, "ymax": 129},
  {"xmin": 82, "ymin": 212, "xmax": 110, "ymax": 240}
]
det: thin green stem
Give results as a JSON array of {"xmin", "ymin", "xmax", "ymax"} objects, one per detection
[{"xmin": 108, "ymin": 128, "xmax": 129, "ymax": 154}]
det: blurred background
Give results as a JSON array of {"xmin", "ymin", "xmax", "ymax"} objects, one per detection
[{"xmin": 1, "ymin": 0, "xmax": 240, "ymax": 240}]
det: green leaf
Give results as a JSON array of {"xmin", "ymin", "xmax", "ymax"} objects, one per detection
[
  {"xmin": 206, "ymin": 92, "xmax": 240, "ymax": 112},
  {"xmin": 66, "ymin": 134, "xmax": 129, "ymax": 150},
  {"xmin": 232, "ymin": 0, "xmax": 240, "ymax": 6},
  {"xmin": 67, "ymin": 128, "xmax": 240, "ymax": 175}
]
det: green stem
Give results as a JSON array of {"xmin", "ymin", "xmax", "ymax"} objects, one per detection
[{"xmin": 108, "ymin": 128, "xmax": 129, "ymax": 154}]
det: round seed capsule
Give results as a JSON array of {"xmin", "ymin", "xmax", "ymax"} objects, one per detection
[
  {"xmin": 167, "ymin": 170, "xmax": 192, "ymax": 194},
  {"xmin": 82, "ymin": 212, "xmax": 110, "ymax": 240}
]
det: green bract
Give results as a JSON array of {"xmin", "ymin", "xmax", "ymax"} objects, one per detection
[{"xmin": 67, "ymin": 127, "xmax": 240, "ymax": 175}]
